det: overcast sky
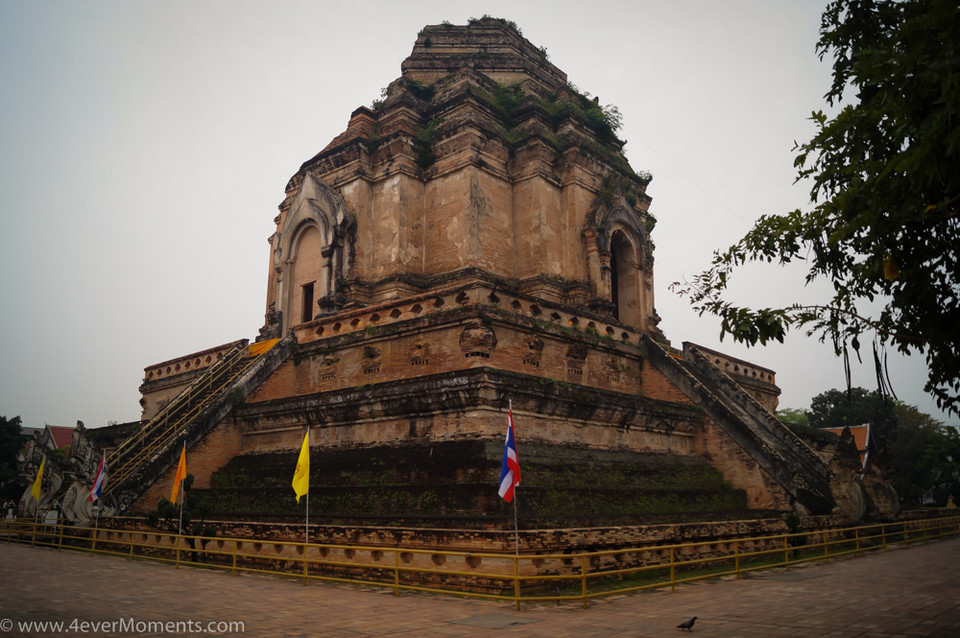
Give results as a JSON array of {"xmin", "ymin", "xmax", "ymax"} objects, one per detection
[{"xmin": 1, "ymin": 0, "xmax": 954, "ymax": 429}]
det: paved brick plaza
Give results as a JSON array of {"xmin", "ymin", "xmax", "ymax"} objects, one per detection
[{"xmin": 1, "ymin": 537, "xmax": 959, "ymax": 637}]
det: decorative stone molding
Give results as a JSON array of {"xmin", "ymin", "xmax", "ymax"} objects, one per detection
[
  {"xmin": 142, "ymin": 340, "xmax": 243, "ymax": 383},
  {"xmin": 522, "ymin": 335, "xmax": 544, "ymax": 367},
  {"xmin": 361, "ymin": 345, "xmax": 382, "ymax": 374},
  {"xmin": 604, "ymin": 355, "xmax": 622, "ymax": 384},
  {"xmin": 408, "ymin": 339, "xmax": 431, "ymax": 366},
  {"xmin": 459, "ymin": 323, "xmax": 497, "ymax": 358}
]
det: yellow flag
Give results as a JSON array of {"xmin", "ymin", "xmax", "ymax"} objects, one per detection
[
  {"xmin": 30, "ymin": 457, "xmax": 45, "ymax": 502},
  {"xmin": 292, "ymin": 430, "xmax": 309, "ymax": 503},
  {"xmin": 170, "ymin": 444, "xmax": 187, "ymax": 505}
]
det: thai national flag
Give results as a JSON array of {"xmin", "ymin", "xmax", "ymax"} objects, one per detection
[
  {"xmin": 498, "ymin": 407, "xmax": 520, "ymax": 502},
  {"xmin": 88, "ymin": 452, "xmax": 107, "ymax": 503}
]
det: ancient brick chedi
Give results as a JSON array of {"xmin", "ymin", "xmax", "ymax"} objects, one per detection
[
  {"xmin": 261, "ymin": 26, "xmax": 658, "ymax": 337},
  {"xmin": 37, "ymin": 19, "xmax": 895, "ymax": 527}
]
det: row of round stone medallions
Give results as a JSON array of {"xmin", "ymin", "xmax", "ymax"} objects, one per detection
[
  {"xmin": 98, "ymin": 530, "xmax": 497, "ymax": 570},
  {"xmin": 96, "ymin": 529, "xmax": 772, "ymax": 573},
  {"xmin": 311, "ymin": 286, "xmax": 642, "ymax": 346},
  {"xmin": 710, "ymin": 356, "xmax": 774, "ymax": 383},
  {"xmin": 145, "ymin": 351, "xmax": 227, "ymax": 380}
]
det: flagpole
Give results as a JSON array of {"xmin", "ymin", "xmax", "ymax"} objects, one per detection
[
  {"xmin": 174, "ymin": 443, "xmax": 185, "ymax": 568},
  {"xmin": 91, "ymin": 451, "xmax": 105, "ymax": 554},
  {"xmin": 509, "ymin": 400, "xmax": 519, "ymax": 559},
  {"xmin": 509, "ymin": 400, "xmax": 521, "ymax": 611},
  {"xmin": 177, "ymin": 481, "xmax": 184, "ymax": 535},
  {"xmin": 33, "ymin": 505, "xmax": 39, "ymax": 547},
  {"xmin": 305, "ymin": 427, "xmax": 310, "ymax": 547},
  {"xmin": 31, "ymin": 456, "xmax": 45, "ymax": 546},
  {"xmin": 92, "ymin": 505, "xmax": 100, "ymax": 555},
  {"xmin": 303, "ymin": 427, "xmax": 310, "ymax": 585},
  {"xmin": 177, "ymin": 443, "xmax": 185, "ymax": 536},
  {"xmin": 304, "ymin": 489, "xmax": 310, "ymax": 583},
  {"xmin": 512, "ymin": 491, "xmax": 519, "ymax": 557}
]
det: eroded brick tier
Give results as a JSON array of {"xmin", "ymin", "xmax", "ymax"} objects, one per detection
[{"xmin": 118, "ymin": 19, "xmax": 893, "ymax": 525}]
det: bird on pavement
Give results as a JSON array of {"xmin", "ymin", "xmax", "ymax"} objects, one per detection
[{"xmin": 677, "ymin": 616, "xmax": 697, "ymax": 631}]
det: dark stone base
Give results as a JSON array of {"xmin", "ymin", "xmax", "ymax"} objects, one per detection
[{"xmin": 193, "ymin": 440, "xmax": 756, "ymax": 528}]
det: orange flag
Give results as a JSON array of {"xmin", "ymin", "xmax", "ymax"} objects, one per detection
[{"xmin": 170, "ymin": 444, "xmax": 187, "ymax": 504}]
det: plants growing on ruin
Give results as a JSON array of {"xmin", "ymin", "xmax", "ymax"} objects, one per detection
[
  {"xmin": 414, "ymin": 119, "xmax": 441, "ymax": 170},
  {"xmin": 144, "ymin": 474, "xmax": 216, "ymax": 562},
  {"xmin": 539, "ymin": 83, "xmax": 623, "ymax": 145},
  {"xmin": 467, "ymin": 15, "xmax": 523, "ymax": 37}
]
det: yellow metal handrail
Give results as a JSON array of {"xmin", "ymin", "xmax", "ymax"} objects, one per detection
[
  {"xmin": 107, "ymin": 343, "xmax": 249, "ymax": 468},
  {"xmin": 105, "ymin": 342, "xmax": 272, "ymax": 492},
  {"xmin": 106, "ymin": 358, "xmax": 249, "ymax": 488},
  {"xmin": 2, "ymin": 514, "xmax": 957, "ymax": 610}
]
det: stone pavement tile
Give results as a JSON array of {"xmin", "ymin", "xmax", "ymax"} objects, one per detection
[
  {"xmin": 3, "ymin": 536, "xmax": 960, "ymax": 637},
  {"xmin": 449, "ymin": 613, "xmax": 539, "ymax": 629}
]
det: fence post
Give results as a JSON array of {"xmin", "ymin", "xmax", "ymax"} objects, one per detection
[
  {"xmin": 231, "ymin": 540, "xmax": 237, "ymax": 576},
  {"xmin": 91, "ymin": 526, "xmax": 97, "ymax": 555},
  {"xmin": 855, "ymin": 529, "xmax": 860, "ymax": 556},
  {"xmin": 784, "ymin": 536, "xmax": 790, "ymax": 570},
  {"xmin": 129, "ymin": 533, "xmax": 135, "ymax": 561},
  {"xmin": 882, "ymin": 524, "xmax": 887, "ymax": 551},
  {"xmin": 175, "ymin": 535, "xmax": 181, "ymax": 569},
  {"xmin": 580, "ymin": 555, "xmax": 588, "ymax": 609},
  {"xmin": 57, "ymin": 522, "xmax": 64, "ymax": 551}
]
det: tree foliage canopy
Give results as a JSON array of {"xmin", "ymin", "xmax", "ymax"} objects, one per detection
[
  {"xmin": 1, "ymin": 415, "xmax": 27, "ymax": 500},
  {"xmin": 144, "ymin": 474, "xmax": 213, "ymax": 537},
  {"xmin": 673, "ymin": 0, "xmax": 960, "ymax": 414},
  {"xmin": 787, "ymin": 387, "xmax": 960, "ymax": 506}
]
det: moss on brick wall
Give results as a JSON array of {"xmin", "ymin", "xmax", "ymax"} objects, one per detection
[{"xmin": 192, "ymin": 441, "xmax": 760, "ymax": 528}]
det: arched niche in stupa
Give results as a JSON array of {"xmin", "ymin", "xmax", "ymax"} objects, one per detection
[{"xmin": 270, "ymin": 173, "xmax": 356, "ymax": 333}]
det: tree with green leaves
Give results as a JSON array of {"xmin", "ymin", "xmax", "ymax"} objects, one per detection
[
  {"xmin": 806, "ymin": 387, "xmax": 896, "ymax": 434},
  {"xmin": 673, "ymin": 0, "xmax": 960, "ymax": 415},
  {"xmin": 776, "ymin": 407, "xmax": 811, "ymax": 429},
  {"xmin": 1, "ymin": 415, "xmax": 27, "ymax": 501},
  {"xmin": 793, "ymin": 387, "xmax": 960, "ymax": 506},
  {"xmin": 144, "ymin": 474, "xmax": 215, "ymax": 562}
]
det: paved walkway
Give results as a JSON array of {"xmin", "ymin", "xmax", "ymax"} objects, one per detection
[{"xmin": 1, "ymin": 537, "xmax": 959, "ymax": 637}]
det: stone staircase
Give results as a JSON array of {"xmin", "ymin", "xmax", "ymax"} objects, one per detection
[
  {"xmin": 95, "ymin": 334, "xmax": 296, "ymax": 514},
  {"xmin": 643, "ymin": 335, "xmax": 834, "ymax": 514}
]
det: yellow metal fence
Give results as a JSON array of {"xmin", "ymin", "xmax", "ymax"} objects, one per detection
[{"xmin": 2, "ymin": 515, "xmax": 958, "ymax": 609}]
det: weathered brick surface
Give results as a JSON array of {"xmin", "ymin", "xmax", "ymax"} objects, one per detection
[
  {"xmin": 131, "ymin": 417, "xmax": 245, "ymax": 512},
  {"xmin": 694, "ymin": 415, "xmax": 789, "ymax": 510},
  {"xmin": 119, "ymin": 19, "xmax": 826, "ymax": 526},
  {"xmin": 139, "ymin": 341, "xmax": 244, "ymax": 420}
]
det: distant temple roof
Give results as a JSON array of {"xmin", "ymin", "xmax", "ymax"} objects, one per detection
[
  {"xmin": 822, "ymin": 424, "xmax": 873, "ymax": 473},
  {"xmin": 44, "ymin": 424, "xmax": 75, "ymax": 456}
]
